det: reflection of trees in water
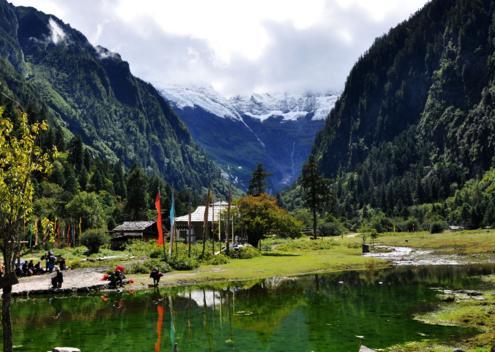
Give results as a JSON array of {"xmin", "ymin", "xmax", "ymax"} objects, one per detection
[{"xmin": 10, "ymin": 265, "xmax": 495, "ymax": 351}]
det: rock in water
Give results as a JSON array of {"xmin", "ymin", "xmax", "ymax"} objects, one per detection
[
  {"xmin": 52, "ymin": 348, "xmax": 81, "ymax": 352},
  {"xmin": 359, "ymin": 346, "xmax": 376, "ymax": 352}
]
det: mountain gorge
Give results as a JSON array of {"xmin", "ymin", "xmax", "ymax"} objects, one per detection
[
  {"xmin": 0, "ymin": 0, "xmax": 227, "ymax": 193},
  {"xmin": 162, "ymin": 86, "xmax": 338, "ymax": 192},
  {"xmin": 308, "ymin": 0, "xmax": 495, "ymax": 222}
]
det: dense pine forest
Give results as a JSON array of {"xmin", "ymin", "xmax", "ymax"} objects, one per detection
[
  {"xmin": 284, "ymin": 0, "xmax": 495, "ymax": 233},
  {"xmin": 0, "ymin": 0, "xmax": 228, "ymax": 194}
]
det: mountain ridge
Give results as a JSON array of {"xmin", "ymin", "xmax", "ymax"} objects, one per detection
[
  {"xmin": 307, "ymin": 0, "xmax": 495, "ymax": 216},
  {"xmin": 161, "ymin": 85, "xmax": 338, "ymax": 192},
  {"xmin": 0, "ymin": 1, "xmax": 228, "ymax": 193}
]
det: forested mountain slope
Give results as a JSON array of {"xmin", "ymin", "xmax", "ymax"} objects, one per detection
[
  {"xmin": 311, "ymin": 0, "xmax": 495, "ymax": 215},
  {"xmin": 162, "ymin": 86, "xmax": 337, "ymax": 192},
  {"xmin": 0, "ymin": 0, "xmax": 226, "ymax": 193}
]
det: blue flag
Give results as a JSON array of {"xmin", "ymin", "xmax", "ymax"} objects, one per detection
[{"xmin": 169, "ymin": 190, "xmax": 175, "ymax": 228}]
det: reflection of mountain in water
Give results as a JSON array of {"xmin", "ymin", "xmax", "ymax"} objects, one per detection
[{"xmin": 12, "ymin": 265, "xmax": 494, "ymax": 351}]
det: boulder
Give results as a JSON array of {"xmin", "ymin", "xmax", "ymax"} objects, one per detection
[
  {"xmin": 359, "ymin": 346, "xmax": 376, "ymax": 352},
  {"xmin": 52, "ymin": 348, "xmax": 81, "ymax": 352}
]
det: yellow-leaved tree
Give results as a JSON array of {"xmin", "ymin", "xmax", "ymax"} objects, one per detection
[{"xmin": 0, "ymin": 108, "xmax": 54, "ymax": 352}]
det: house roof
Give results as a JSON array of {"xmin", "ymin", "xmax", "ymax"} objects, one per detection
[
  {"xmin": 112, "ymin": 221, "xmax": 156, "ymax": 232},
  {"xmin": 175, "ymin": 202, "xmax": 231, "ymax": 223}
]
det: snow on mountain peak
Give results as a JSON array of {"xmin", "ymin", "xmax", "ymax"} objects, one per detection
[
  {"xmin": 161, "ymin": 85, "xmax": 242, "ymax": 121},
  {"xmin": 230, "ymin": 92, "xmax": 339, "ymax": 122},
  {"xmin": 161, "ymin": 85, "xmax": 339, "ymax": 122}
]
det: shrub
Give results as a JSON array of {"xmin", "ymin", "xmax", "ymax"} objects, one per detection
[
  {"xmin": 318, "ymin": 222, "xmax": 344, "ymax": 236},
  {"xmin": 168, "ymin": 255, "xmax": 199, "ymax": 270},
  {"xmin": 430, "ymin": 222, "xmax": 445, "ymax": 234},
  {"xmin": 128, "ymin": 258, "xmax": 171, "ymax": 274},
  {"xmin": 80, "ymin": 229, "xmax": 109, "ymax": 254},
  {"xmin": 207, "ymin": 254, "xmax": 230, "ymax": 265},
  {"xmin": 229, "ymin": 245, "xmax": 261, "ymax": 259}
]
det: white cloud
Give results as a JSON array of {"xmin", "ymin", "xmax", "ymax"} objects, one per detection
[
  {"xmin": 48, "ymin": 17, "xmax": 66, "ymax": 44},
  {"xmin": 10, "ymin": 0, "xmax": 429, "ymax": 95}
]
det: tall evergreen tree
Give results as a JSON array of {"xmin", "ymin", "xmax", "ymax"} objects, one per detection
[
  {"xmin": 68, "ymin": 136, "xmax": 84, "ymax": 171},
  {"xmin": 248, "ymin": 164, "xmax": 270, "ymax": 196},
  {"xmin": 124, "ymin": 165, "xmax": 149, "ymax": 220},
  {"xmin": 300, "ymin": 155, "xmax": 331, "ymax": 239},
  {"xmin": 113, "ymin": 162, "xmax": 127, "ymax": 198}
]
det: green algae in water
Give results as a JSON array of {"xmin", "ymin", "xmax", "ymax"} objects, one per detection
[{"xmin": 8, "ymin": 265, "xmax": 494, "ymax": 352}]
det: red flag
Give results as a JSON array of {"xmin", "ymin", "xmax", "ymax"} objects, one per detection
[
  {"xmin": 155, "ymin": 192, "xmax": 164, "ymax": 245},
  {"xmin": 155, "ymin": 305, "xmax": 165, "ymax": 352}
]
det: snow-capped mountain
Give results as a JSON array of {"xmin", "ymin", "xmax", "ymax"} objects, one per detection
[
  {"xmin": 161, "ymin": 86, "xmax": 338, "ymax": 192},
  {"xmin": 231, "ymin": 93, "xmax": 339, "ymax": 122},
  {"xmin": 162, "ymin": 85, "xmax": 242, "ymax": 121}
]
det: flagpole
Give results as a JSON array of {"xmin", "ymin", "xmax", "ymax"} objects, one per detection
[
  {"xmin": 169, "ymin": 190, "xmax": 175, "ymax": 258},
  {"xmin": 188, "ymin": 195, "xmax": 192, "ymax": 258}
]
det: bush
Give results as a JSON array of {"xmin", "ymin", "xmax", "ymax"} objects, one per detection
[
  {"xmin": 168, "ymin": 255, "xmax": 199, "ymax": 270},
  {"xmin": 430, "ymin": 222, "xmax": 445, "ymax": 234},
  {"xmin": 128, "ymin": 258, "xmax": 171, "ymax": 274},
  {"xmin": 229, "ymin": 245, "xmax": 261, "ymax": 259},
  {"xmin": 207, "ymin": 254, "xmax": 230, "ymax": 265},
  {"xmin": 80, "ymin": 229, "xmax": 109, "ymax": 254},
  {"xmin": 318, "ymin": 222, "xmax": 344, "ymax": 236}
]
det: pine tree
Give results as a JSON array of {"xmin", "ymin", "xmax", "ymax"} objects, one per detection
[
  {"xmin": 300, "ymin": 155, "xmax": 331, "ymax": 239},
  {"xmin": 113, "ymin": 162, "xmax": 127, "ymax": 198},
  {"xmin": 124, "ymin": 165, "xmax": 149, "ymax": 220},
  {"xmin": 68, "ymin": 136, "xmax": 84, "ymax": 171},
  {"xmin": 248, "ymin": 164, "xmax": 270, "ymax": 196}
]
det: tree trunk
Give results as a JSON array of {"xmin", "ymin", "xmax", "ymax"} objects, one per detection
[
  {"xmin": 312, "ymin": 208, "xmax": 317, "ymax": 240},
  {"xmin": 2, "ymin": 285, "xmax": 13, "ymax": 352}
]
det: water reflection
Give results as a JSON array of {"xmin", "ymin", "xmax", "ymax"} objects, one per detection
[{"xmin": 9, "ymin": 264, "xmax": 495, "ymax": 352}]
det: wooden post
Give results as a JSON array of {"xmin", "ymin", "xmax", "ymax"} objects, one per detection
[{"xmin": 187, "ymin": 201, "xmax": 192, "ymax": 258}]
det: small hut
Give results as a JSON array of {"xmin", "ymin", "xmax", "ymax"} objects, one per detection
[
  {"xmin": 110, "ymin": 221, "xmax": 159, "ymax": 249},
  {"xmin": 175, "ymin": 201, "xmax": 233, "ymax": 242}
]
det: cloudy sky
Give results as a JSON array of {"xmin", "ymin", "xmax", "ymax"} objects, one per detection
[{"xmin": 11, "ymin": 0, "xmax": 428, "ymax": 96}]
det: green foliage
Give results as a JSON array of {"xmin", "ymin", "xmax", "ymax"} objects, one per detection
[
  {"xmin": 229, "ymin": 246, "xmax": 261, "ymax": 259},
  {"xmin": 128, "ymin": 258, "xmax": 171, "ymax": 274},
  {"xmin": 247, "ymin": 164, "xmax": 270, "ymax": 196},
  {"xmin": 302, "ymin": 0, "xmax": 495, "ymax": 228},
  {"xmin": 237, "ymin": 194, "xmax": 303, "ymax": 247},
  {"xmin": 429, "ymin": 222, "xmax": 445, "ymax": 234},
  {"xmin": 207, "ymin": 254, "xmax": 230, "ymax": 265},
  {"xmin": 300, "ymin": 154, "xmax": 332, "ymax": 237},
  {"xmin": 124, "ymin": 165, "xmax": 149, "ymax": 220},
  {"xmin": 80, "ymin": 228, "xmax": 109, "ymax": 254},
  {"xmin": 0, "ymin": 3, "xmax": 230, "ymax": 198},
  {"xmin": 65, "ymin": 192, "xmax": 106, "ymax": 231},
  {"xmin": 168, "ymin": 255, "xmax": 199, "ymax": 271},
  {"xmin": 318, "ymin": 221, "xmax": 344, "ymax": 237}
]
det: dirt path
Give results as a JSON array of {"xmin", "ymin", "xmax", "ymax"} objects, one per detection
[{"xmin": 13, "ymin": 268, "xmax": 107, "ymax": 295}]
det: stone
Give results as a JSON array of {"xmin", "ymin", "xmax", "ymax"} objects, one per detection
[
  {"xmin": 52, "ymin": 348, "xmax": 81, "ymax": 352},
  {"xmin": 359, "ymin": 346, "xmax": 376, "ymax": 352}
]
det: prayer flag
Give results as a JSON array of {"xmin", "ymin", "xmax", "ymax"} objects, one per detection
[{"xmin": 155, "ymin": 192, "xmax": 164, "ymax": 245}]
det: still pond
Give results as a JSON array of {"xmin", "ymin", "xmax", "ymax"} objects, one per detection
[{"xmin": 8, "ymin": 264, "xmax": 495, "ymax": 351}]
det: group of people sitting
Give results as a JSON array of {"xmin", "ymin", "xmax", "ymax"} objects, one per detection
[{"xmin": 15, "ymin": 251, "xmax": 66, "ymax": 279}]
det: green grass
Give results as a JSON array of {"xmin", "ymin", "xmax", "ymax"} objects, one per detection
[
  {"xmin": 128, "ymin": 237, "xmax": 385, "ymax": 288},
  {"xmin": 385, "ymin": 275, "xmax": 495, "ymax": 352}
]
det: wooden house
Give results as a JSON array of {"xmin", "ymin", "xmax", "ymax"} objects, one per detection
[
  {"xmin": 175, "ymin": 201, "xmax": 235, "ymax": 242},
  {"xmin": 110, "ymin": 221, "xmax": 159, "ymax": 249}
]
